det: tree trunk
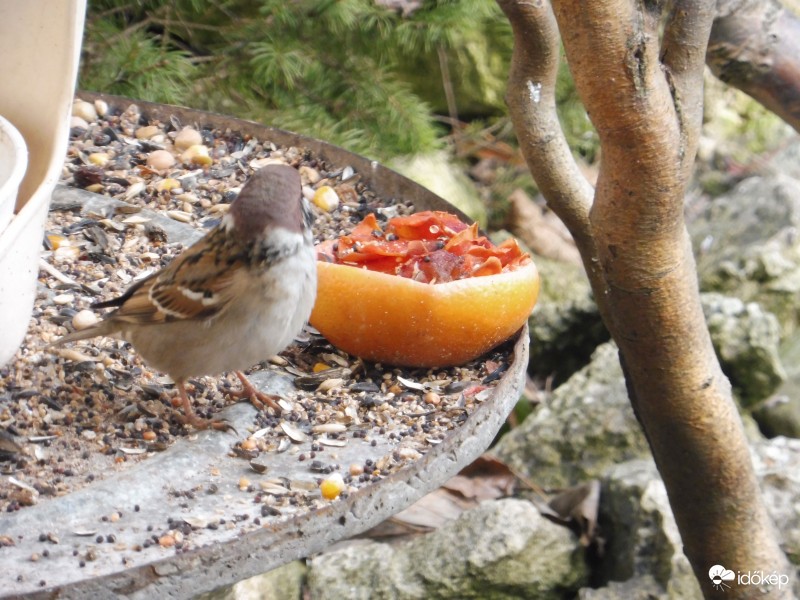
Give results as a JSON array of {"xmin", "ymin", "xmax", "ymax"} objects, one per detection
[{"xmin": 497, "ymin": 0, "xmax": 795, "ymax": 597}]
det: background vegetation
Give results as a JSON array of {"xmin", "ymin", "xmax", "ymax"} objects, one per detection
[
  {"xmin": 81, "ymin": 1, "xmax": 791, "ymax": 203},
  {"xmin": 81, "ymin": 0, "xmax": 507, "ymax": 158},
  {"xmin": 80, "ymin": 0, "xmax": 611, "ymax": 232}
]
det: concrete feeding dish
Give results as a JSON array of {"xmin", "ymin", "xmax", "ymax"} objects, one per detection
[{"xmin": 0, "ymin": 94, "xmax": 531, "ymax": 599}]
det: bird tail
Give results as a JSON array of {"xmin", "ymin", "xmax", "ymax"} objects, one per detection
[{"xmin": 48, "ymin": 321, "xmax": 114, "ymax": 348}]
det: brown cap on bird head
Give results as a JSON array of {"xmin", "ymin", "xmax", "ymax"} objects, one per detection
[{"xmin": 229, "ymin": 165, "xmax": 304, "ymax": 240}]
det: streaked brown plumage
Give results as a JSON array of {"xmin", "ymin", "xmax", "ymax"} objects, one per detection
[{"xmin": 52, "ymin": 164, "xmax": 317, "ymax": 429}]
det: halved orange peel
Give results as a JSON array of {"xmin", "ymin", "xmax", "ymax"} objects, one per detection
[{"xmin": 310, "ymin": 211, "xmax": 540, "ymax": 367}]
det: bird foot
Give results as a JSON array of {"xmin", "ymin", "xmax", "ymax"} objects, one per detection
[
  {"xmin": 178, "ymin": 413, "xmax": 237, "ymax": 433},
  {"xmin": 229, "ymin": 371, "xmax": 281, "ymax": 412},
  {"xmin": 174, "ymin": 382, "xmax": 236, "ymax": 433}
]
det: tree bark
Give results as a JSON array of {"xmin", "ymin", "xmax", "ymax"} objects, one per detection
[
  {"xmin": 497, "ymin": 0, "xmax": 795, "ymax": 597},
  {"xmin": 708, "ymin": 0, "xmax": 800, "ymax": 133}
]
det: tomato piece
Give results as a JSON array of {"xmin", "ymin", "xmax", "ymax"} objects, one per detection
[
  {"xmin": 316, "ymin": 239, "xmax": 338, "ymax": 262},
  {"xmin": 388, "ymin": 211, "xmax": 469, "ymax": 240},
  {"xmin": 444, "ymin": 222, "xmax": 480, "ymax": 255},
  {"xmin": 354, "ymin": 240, "xmax": 408, "ymax": 258},
  {"xmin": 423, "ymin": 250, "xmax": 465, "ymax": 283},
  {"xmin": 471, "ymin": 255, "xmax": 503, "ymax": 277},
  {"xmin": 350, "ymin": 213, "xmax": 382, "ymax": 238},
  {"xmin": 316, "ymin": 210, "xmax": 530, "ymax": 283}
]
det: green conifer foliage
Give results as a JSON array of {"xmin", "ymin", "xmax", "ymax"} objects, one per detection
[
  {"xmin": 81, "ymin": 0, "xmax": 490, "ymax": 158},
  {"xmin": 80, "ymin": 14, "xmax": 198, "ymax": 105},
  {"xmin": 81, "ymin": 1, "xmax": 598, "ymax": 163}
]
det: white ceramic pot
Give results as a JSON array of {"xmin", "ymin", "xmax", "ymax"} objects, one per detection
[{"xmin": 0, "ymin": 1, "xmax": 86, "ymax": 366}]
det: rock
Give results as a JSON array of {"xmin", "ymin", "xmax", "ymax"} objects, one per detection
[
  {"xmin": 701, "ymin": 292, "xmax": 786, "ymax": 407},
  {"xmin": 752, "ymin": 436, "xmax": 800, "ymax": 564},
  {"xmin": 691, "ymin": 173, "xmax": 800, "ymax": 337},
  {"xmin": 495, "ymin": 309, "xmax": 771, "ymax": 488},
  {"xmin": 528, "ymin": 291, "xmax": 610, "ymax": 386},
  {"xmin": 307, "ymin": 498, "xmax": 588, "ymax": 599},
  {"xmin": 698, "ymin": 73, "xmax": 794, "ymax": 175},
  {"xmin": 199, "ymin": 560, "xmax": 306, "ymax": 600},
  {"xmin": 752, "ymin": 394, "xmax": 800, "ymax": 439},
  {"xmin": 578, "ymin": 575, "xmax": 666, "ymax": 599},
  {"xmin": 532, "ymin": 252, "xmax": 592, "ymax": 306},
  {"xmin": 526, "ymin": 285, "xmax": 785, "ymax": 406},
  {"xmin": 594, "ymin": 460, "xmax": 703, "ymax": 600},
  {"xmin": 764, "ymin": 135, "xmax": 800, "ymax": 183},
  {"xmin": 492, "ymin": 342, "xmax": 651, "ymax": 489},
  {"xmin": 583, "ymin": 440, "xmax": 800, "ymax": 598},
  {"xmin": 525, "ymin": 250, "xmax": 607, "ymax": 384},
  {"xmin": 754, "ymin": 332, "xmax": 800, "ymax": 439},
  {"xmin": 388, "ymin": 151, "xmax": 487, "ymax": 226}
]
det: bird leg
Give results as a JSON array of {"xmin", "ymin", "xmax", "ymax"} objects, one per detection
[
  {"xmin": 228, "ymin": 371, "xmax": 282, "ymax": 412},
  {"xmin": 176, "ymin": 381, "xmax": 234, "ymax": 432}
]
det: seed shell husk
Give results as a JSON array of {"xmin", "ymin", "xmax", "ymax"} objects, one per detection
[{"xmin": 280, "ymin": 421, "xmax": 309, "ymax": 443}]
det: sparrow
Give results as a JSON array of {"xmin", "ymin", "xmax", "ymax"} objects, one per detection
[{"xmin": 51, "ymin": 164, "xmax": 318, "ymax": 430}]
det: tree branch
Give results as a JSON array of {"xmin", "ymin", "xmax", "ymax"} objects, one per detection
[
  {"xmin": 495, "ymin": 0, "xmax": 608, "ymax": 313},
  {"xmin": 662, "ymin": 0, "xmax": 717, "ymax": 176},
  {"xmin": 494, "ymin": 0, "xmax": 595, "ymax": 222},
  {"xmin": 708, "ymin": 0, "xmax": 800, "ymax": 132}
]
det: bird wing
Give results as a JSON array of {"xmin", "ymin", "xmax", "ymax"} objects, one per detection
[{"xmin": 109, "ymin": 231, "xmax": 249, "ymax": 325}]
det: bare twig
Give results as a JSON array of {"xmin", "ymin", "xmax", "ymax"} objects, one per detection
[{"xmin": 437, "ymin": 46, "xmax": 460, "ymax": 130}]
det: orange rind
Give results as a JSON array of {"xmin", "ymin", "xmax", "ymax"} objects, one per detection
[
  {"xmin": 310, "ymin": 260, "xmax": 539, "ymax": 367},
  {"xmin": 309, "ymin": 210, "xmax": 540, "ymax": 368}
]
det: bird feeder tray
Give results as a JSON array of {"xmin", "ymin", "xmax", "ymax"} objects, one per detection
[{"xmin": 0, "ymin": 94, "xmax": 529, "ymax": 599}]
